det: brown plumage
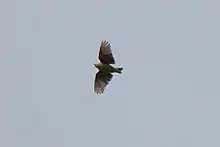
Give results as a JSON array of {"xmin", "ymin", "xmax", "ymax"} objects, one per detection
[{"xmin": 94, "ymin": 40, "xmax": 123, "ymax": 94}]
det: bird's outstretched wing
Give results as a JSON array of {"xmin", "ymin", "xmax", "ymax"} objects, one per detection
[
  {"xmin": 94, "ymin": 71, "xmax": 113, "ymax": 94},
  {"xmin": 99, "ymin": 40, "xmax": 115, "ymax": 64}
]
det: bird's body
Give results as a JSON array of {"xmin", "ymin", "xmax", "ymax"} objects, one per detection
[
  {"xmin": 94, "ymin": 40, "xmax": 123, "ymax": 94},
  {"xmin": 94, "ymin": 63, "xmax": 122, "ymax": 74}
]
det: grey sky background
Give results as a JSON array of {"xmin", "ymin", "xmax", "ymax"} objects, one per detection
[{"xmin": 1, "ymin": 0, "xmax": 220, "ymax": 146}]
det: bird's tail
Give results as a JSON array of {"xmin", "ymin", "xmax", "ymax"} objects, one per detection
[{"xmin": 116, "ymin": 67, "xmax": 123, "ymax": 74}]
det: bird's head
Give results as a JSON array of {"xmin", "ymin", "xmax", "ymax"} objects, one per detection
[
  {"xmin": 94, "ymin": 63, "xmax": 102, "ymax": 70},
  {"xmin": 94, "ymin": 64, "xmax": 99, "ymax": 69}
]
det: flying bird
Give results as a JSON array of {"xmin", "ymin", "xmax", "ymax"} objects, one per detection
[{"xmin": 94, "ymin": 40, "xmax": 123, "ymax": 94}]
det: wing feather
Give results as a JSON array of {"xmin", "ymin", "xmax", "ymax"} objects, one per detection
[
  {"xmin": 98, "ymin": 40, "xmax": 115, "ymax": 64},
  {"xmin": 94, "ymin": 71, "xmax": 113, "ymax": 94}
]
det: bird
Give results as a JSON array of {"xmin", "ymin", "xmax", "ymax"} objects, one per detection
[{"xmin": 94, "ymin": 40, "xmax": 123, "ymax": 94}]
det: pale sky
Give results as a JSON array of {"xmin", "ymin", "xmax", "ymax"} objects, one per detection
[{"xmin": 1, "ymin": 0, "xmax": 220, "ymax": 146}]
